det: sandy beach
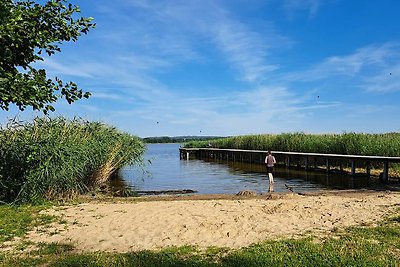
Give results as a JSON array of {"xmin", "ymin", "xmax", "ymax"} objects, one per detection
[{"xmin": 27, "ymin": 191, "xmax": 400, "ymax": 252}]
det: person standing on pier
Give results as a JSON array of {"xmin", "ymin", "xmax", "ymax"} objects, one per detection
[{"xmin": 265, "ymin": 151, "xmax": 276, "ymax": 192}]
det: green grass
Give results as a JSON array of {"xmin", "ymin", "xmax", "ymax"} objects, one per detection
[
  {"xmin": 0, "ymin": 117, "xmax": 145, "ymax": 203},
  {"xmin": 0, "ymin": 204, "xmax": 55, "ymax": 243},
  {"xmin": 1, "ymin": 204, "xmax": 399, "ymax": 267}
]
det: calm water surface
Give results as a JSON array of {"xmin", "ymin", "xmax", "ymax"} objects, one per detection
[{"xmin": 119, "ymin": 143, "xmax": 374, "ymax": 194}]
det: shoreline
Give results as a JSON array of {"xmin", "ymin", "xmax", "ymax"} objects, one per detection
[{"xmin": 86, "ymin": 188, "xmax": 400, "ymax": 203}]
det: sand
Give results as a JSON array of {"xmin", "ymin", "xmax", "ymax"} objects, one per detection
[{"xmin": 26, "ymin": 191, "xmax": 400, "ymax": 252}]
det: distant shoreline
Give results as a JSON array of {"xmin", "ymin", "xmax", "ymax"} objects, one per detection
[{"xmin": 142, "ymin": 136, "xmax": 225, "ymax": 143}]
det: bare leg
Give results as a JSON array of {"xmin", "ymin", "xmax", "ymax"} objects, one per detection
[
  {"xmin": 268, "ymin": 173, "xmax": 274, "ymax": 192},
  {"xmin": 268, "ymin": 173, "xmax": 274, "ymax": 183}
]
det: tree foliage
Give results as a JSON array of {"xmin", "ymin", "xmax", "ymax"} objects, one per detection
[{"xmin": 0, "ymin": 0, "xmax": 95, "ymax": 114}]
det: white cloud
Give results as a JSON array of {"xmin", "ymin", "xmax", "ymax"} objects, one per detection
[
  {"xmin": 119, "ymin": 0, "xmax": 289, "ymax": 83},
  {"xmin": 101, "ymin": 84, "xmax": 341, "ymax": 136},
  {"xmin": 286, "ymin": 43, "xmax": 400, "ymax": 82},
  {"xmin": 35, "ymin": 58, "xmax": 101, "ymax": 78},
  {"xmin": 117, "ymin": 55, "xmax": 171, "ymax": 70},
  {"xmin": 212, "ymin": 20, "xmax": 280, "ymax": 82},
  {"xmin": 284, "ymin": 0, "xmax": 321, "ymax": 18},
  {"xmin": 363, "ymin": 64, "xmax": 400, "ymax": 93}
]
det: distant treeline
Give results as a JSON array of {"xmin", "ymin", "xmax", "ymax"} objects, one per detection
[{"xmin": 143, "ymin": 136, "xmax": 225, "ymax": 144}]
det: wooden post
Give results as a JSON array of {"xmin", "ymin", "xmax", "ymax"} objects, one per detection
[
  {"xmin": 186, "ymin": 152, "xmax": 190, "ymax": 160},
  {"xmin": 326, "ymin": 158, "xmax": 330, "ymax": 173},
  {"xmin": 305, "ymin": 156, "xmax": 308, "ymax": 171},
  {"xmin": 383, "ymin": 161, "xmax": 389, "ymax": 182},
  {"xmin": 366, "ymin": 161, "xmax": 371, "ymax": 177},
  {"xmin": 286, "ymin": 156, "xmax": 290, "ymax": 168},
  {"xmin": 351, "ymin": 160, "xmax": 356, "ymax": 176}
]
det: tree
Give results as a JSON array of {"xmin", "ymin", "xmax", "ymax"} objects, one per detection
[{"xmin": 0, "ymin": 0, "xmax": 95, "ymax": 114}]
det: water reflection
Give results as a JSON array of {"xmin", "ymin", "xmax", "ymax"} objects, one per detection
[
  {"xmin": 117, "ymin": 143, "xmax": 377, "ymax": 195},
  {"xmin": 203, "ymin": 156, "xmax": 374, "ymax": 191}
]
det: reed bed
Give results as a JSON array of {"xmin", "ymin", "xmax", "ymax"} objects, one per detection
[
  {"xmin": 184, "ymin": 132, "xmax": 400, "ymax": 157},
  {"xmin": 0, "ymin": 117, "xmax": 145, "ymax": 203}
]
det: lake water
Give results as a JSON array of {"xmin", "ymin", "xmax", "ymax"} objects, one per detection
[{"xmin": 119, "ymin": 143, "xmax": 374, "ymax": 194}]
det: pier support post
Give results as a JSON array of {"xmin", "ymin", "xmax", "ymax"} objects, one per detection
[
  {"xmin": 366, "ymin": 161, "xmax": 371, "ymax": 177},
  {"xmin": 186, "ymin": 152, "xmax": 190, "ymax": 160},
  {"xmin": 286, "ymin": 156, "xmax": 290, "ymax": 168},
  {"xmin": 351, "ymin": 160, "xmax": 356, "ymax": 176},
  {"xmin": 305, "ymin": 156, "xmax": 308, "ymax": 171},
  {"xmin": 326, "ymin": 158, "xmax": 330, "ymax": 173},
  {"xmin": 383, "ymin": 161, "xmax": 389, "ymax": 182}
]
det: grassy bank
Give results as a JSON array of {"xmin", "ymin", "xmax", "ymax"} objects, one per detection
[
  {"xmin": 0, "ymin": 203, "xmax": 399, "ymax": 266},
  {"xmin": 0, "ymin": 117, "xmax": 145, "ymax": 203},
  {"xmin": 184, "ymin": 133, "xmax": 400, "ymax": 157}
]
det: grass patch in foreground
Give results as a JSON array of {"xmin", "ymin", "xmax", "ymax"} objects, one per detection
[
  {"xmin": 0, "ymin": 204, "xmax": 55, "ymax": 243},
  {"xmin": 1, "ymin": 210, "xmax": 399, "ymax": 267}
]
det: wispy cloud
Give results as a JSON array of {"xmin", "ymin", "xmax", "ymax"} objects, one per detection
[
  {"xmin": 286, "ymin": 43, "xmax": 400, "ymax": 82},
  {"xmin": 212, "ymin": 20, "xmax": 280, "ymax": 82},
  {"xmin": 35, "ymin": 58, "xmax": 103, "ymax": 78},
  {"xmin": 284, "ymin": 0, "xmax": 321, "ymax": 18},
  {"xmin": 363, "ymin": 64, "xmax": 400, "ymax": 93},
  {"xmin": 122, "ymin": 0, "xmax": 289, "ymax": 83},
  {"xmin": 103, "ymin": 84, "xmax": 341, "ymax": 136},
  {"xmin": 117, "ymin": 55, "xmax": 171, "ymax": 71}
]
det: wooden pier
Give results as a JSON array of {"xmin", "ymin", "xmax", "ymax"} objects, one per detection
[{"xmin": 179, "ymin": 148, "xmax": 400, "ymax": 181}]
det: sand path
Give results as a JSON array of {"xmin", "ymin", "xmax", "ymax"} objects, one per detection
[{"xmin": 27, "ymin": 191, "xmax": 400, "ymax": 252}]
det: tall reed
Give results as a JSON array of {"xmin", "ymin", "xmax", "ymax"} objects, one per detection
[
  {"xmin": 184, "ymin": 132, "xmax": 400, "ymax": 157},
  {"xmin": 0, "ymin": 117, "xmax": 145, "ymax": 203}
]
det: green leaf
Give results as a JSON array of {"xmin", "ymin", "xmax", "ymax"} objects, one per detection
[{"xmin": 0, "ymin": 0, "xmax": 94, "ymax": 113}]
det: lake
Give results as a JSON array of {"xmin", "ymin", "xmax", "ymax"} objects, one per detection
[{"xmin": 118, "ymin": 143, "xmax": 374, "ymax": 194}]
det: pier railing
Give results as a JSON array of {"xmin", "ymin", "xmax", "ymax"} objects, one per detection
[{"xmin": 179, "ymin": 148, "xmax": 400, "ymax": 181}]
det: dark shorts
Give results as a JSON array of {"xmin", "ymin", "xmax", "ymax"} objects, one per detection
[{"xmin": 267, "ymin": 166, "xmax": 274, "ymax": 173}]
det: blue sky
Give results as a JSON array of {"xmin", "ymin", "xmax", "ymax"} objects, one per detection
[{"xmin": 2, "ymin": 0, "xmax": 400, "ymax": 137}]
